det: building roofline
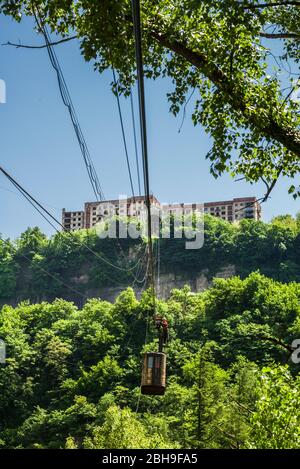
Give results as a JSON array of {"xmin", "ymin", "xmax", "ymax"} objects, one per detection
[{"xmin": 65, "ymin": 195, "xmax": 261, "ymax": 214}]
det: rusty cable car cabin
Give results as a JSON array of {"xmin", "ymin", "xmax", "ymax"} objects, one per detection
[
  {"xmin": 141, "ymin": 352, "xmax": 167, "ymax": 395},
  {"xmin": 140, "ymin": 316, "xmax": 169, "ymax": 396}
]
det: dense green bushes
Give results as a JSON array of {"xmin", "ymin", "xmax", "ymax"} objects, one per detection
[{"xmin": 0, "ymin": 273, "xmax": 299, "ymax": 448}]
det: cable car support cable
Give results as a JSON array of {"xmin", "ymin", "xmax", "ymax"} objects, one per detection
[
  {"xmin": 131, "ymin": 0, "xmax": 168, "ymax": 397},
  {"xmin": 112, "ymin": 68, "xmax": 136, "ymax": 200},
  {"xmin": 0, "ymin": 166, "xmax": 144, "ymax": 276},
  {"xmin": 34, "ymin": 11, "xmax": 105, "ymax": 202}
]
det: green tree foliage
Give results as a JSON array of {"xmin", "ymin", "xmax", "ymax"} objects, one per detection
[
  {"xmin": 248, "ymin": 366, "xmax": 300, "ymax": 449},
  {"xmin": 1, "ymin": 1, "xmax": 300, "ymax": 196},
  {"xmin": 83, "ymin": 404, "xmax": 176, "ymax": 449},
  {"xmin": 3, "ymin": 216, "xmax": 300, "ymax": 305},
  {"xmin": 0, "ymin": 239, "xmax": 17, "ymax": 299},
  {"xmin": 0, "ymin": 275, "xmax": 300, "ymax": 449}
]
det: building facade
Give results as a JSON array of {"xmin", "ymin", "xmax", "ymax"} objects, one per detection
[
  {"xmin": 203, "ymin": 197, "xmax": 261, "ymax": 222},
  {"xmin": 62, "ymin": 195, "xmax": 161, "ymax": 231},
  {"xmin": 62, "ymin": 196, "xmax": 261, "ymax": 231},
  {"xmin": 62, "ymin": 209, "xmax": 85, "ymax": 231}
]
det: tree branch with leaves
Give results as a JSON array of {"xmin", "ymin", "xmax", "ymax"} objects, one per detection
[{"xmin": 2, "ymin": 0, "xmax": 300, "ymax": 198}]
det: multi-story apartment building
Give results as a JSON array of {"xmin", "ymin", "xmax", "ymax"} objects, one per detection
[
  {"xmin": 62, "ymin": 196, "xmax": 261, "ymax": 231},
  {"xmin": 161, "ymin": 203, "xmax": 198, "ymax": 216},
  {"xmin": 204, "ymin": 197, "xmax": 261, "ymax": 222},
  {"xmin": 62, "ymin": 195, "xmax": 161, "ymax": 231},
  {"xmin": 62, "ymin": 209, "xmax": 85, "ymax": 231}
]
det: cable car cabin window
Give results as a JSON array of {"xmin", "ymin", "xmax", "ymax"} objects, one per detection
[
  {"xmin": 148, "ymin": 356, "xmax": 154, "ymax": 368},
  {"xmin": 141, "ymin": 352, "xmax": 166, "ymax": 396}
]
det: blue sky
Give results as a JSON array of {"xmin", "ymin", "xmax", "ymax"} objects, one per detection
[{"xmin": 0, "ymin": 14, "xmax": 299, "ymax": 239}]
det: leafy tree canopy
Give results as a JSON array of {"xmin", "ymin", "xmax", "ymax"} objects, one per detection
[
  {"xmin": 0, "ymin": 274, "xmax": 300, "ymax": 448},
  {"xmin": 1, "ymin": 0, "xmax": 300, "ymax": 197}
]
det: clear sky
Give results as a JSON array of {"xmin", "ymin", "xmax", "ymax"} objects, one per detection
[{"xmin": 0, "ymin": 14, "xmax": 299, "ymax": 239}]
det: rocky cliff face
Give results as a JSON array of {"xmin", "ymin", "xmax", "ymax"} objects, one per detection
[
  {"xmin": 86, "ymin": 264, "xmax": 236, "ymax": 302},
  {"xmin": 2, "ymin": 265, "xmax": 236, "ymax": 308}
]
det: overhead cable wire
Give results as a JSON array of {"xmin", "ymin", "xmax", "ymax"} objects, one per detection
[
  {"xmin": 36, "ymin": 15, "xmax": 146, "ymax": 280},
  {"xmin": 131, "ymin": 0, "xmax": 156, "ymax": 300},
  {"xmin": 0, "ymin": 184, "xmax": 64, "ymax": 212},
  {"xmin": 0, "ymin": 166, "xmax": 142, "ymax": 274},
  {"xmin": 112, "ymin": 68, "xmax": 136, "ymax": 200},
  {"xmin": 34, "ymin": 10, "xmax": 148, "ymax": 280},
  {"xmin": 0, "ymin": 236, "xmax": 87, "ymax": 300},
  {"xmin": 128, "ymin": 243, "xmax": 149, "ymax": 286},
  {"xmin": 34, "ymin": 13, "xmax": 104, "ymax": 202},
  {"xmin": 117, "ymin": 9, "xmax": 142, "ymax": 197},
  {"xmin": 156, "ymin": 237, "xmax": 161, "ymax": 298},
  {"xmin": 9, "ymin": 179, "xmax": 59, "ymax": 233},
  {"xmin": 124, "ymin": 248, "xmax": 151, "ymax": 351},
  {"xmin": 0, "ymin": 166, "xmax": 62, "ymax": 232},
  {"xmin": 130, "ymin": 90, "xmax": 142, "ymax": 196}
]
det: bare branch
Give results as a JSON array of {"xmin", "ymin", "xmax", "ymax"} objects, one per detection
[
  {"xmin": 255, "ymin": 334, "xmax": 294, "ymax": 353},
  {"xmin": 178, "ymin": 87, "xmax": 196, "ymax": 133},
  {"xmin": 214, "ymin": 425, "xmax": 240, "ymax": 449},
  {"xmin": 261, "ymin": 167, "xmax": 283, "ymax": 202},
  {"xmin": 234, "ymin": 176, "xmax": 247, "ymax": 182},
  {"xmin": 231, "ymin": 397, "xmax": 254, "ymax": 415},
  {"xmin": 2, "ymin": 35, "xmax": 77, "ymax": 49},
  {"xmin": 260, "ymin": 32, "xmax": 300, "ymax": 39}
]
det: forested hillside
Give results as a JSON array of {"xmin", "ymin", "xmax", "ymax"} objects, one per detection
[
  {"xmin": 1, "ymin": 214, "xmax": 300, "ymax": 305},
  {"xmin": 0, "ymin": 273, "xmax": 300, "ymax": 449},
  {"xmin": 1, "ymin": 215, "xmax": 300, "ymax": 448}
]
